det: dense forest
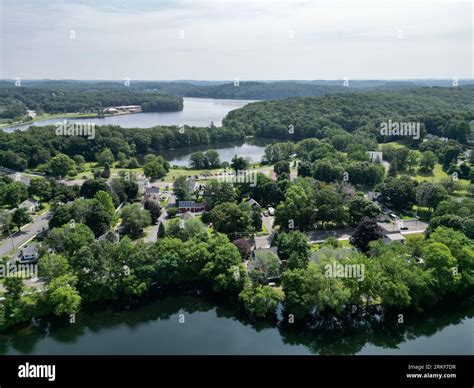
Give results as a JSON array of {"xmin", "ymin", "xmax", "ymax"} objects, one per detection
[
  {"xmin": 0, "ymin": 124, "xmax": 244, "ymax": 170},
  {"xmin": 0, "ymin": 86, "xmax": 472, "ymax": 172},
  {"xmin": 223, "ymin": 87, "xmax": 474, "ymax": 143},
  {"xmin": 2, "ymin": 79, "xmax": 474, "ymax": 106},
  {"xmin": 0, "ymin": 87, "xmax": 183, "ymax": 120}
]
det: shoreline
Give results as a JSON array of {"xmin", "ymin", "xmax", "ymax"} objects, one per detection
[{"xmin": 0, "ymin": 112, "xmax": 127, "ymax": 130}]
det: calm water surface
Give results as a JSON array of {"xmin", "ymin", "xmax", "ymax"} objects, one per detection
[
  {"xmin": 0, "ymin": 294, "xmax": 472, "ymax": 355},
  {"xmin": 2, "ymin": 98, "xmax": 255, "ymax": 132},
  {"xmin": 161, "ymin": 137, "xmax": 276, "ymax": 166}
]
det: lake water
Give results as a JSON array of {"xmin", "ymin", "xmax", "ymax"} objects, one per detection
[
  {"xmin": 0, "ymin": 294, "xmax": 472, "ymax": 355},
  {"xmin": 2, "ymin": 97, "xmax": 255, "ymax": 132},
  {"xmin": 161, "ymin": 137, "xmax": 275, "ymax": 167},
  {"xmin": 2, "ymin": 97, "xmax": 271, "ymax": 166}
]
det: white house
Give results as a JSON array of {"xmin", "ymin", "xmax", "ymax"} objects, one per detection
[
  {"xmin": 19, "ymin": 244, "xmax": 39, "ymax": 263},
  {"xmin": 19, "ymin": 198, "xmax": 39, "ymax": 214},
  {"xmin": 367, "ymin": 151, "xmax": 383, "ymax": 164},
  {"xmin": 383, "ymin": 233, "xmax": 405, "ymax": 245}
]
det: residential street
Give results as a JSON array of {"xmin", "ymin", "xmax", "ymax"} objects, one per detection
[{"xmin": 0, "ymin": 211, "xmax": 52, "ymax": 258}]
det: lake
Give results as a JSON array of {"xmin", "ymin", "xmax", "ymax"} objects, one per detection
[
  {"xmin": 2, "ymin": 97, "xmax": 272, "ymax": 166},
  {"xmin": 2, "ymin": 97, "xmax": 255, "ymax": 132},
  {"xmin": 161, "ymin": 137, "xmax": 275, "ymax": 166},
  {"xmin": 0, "ymin": 293, "xmax": 472, "ymax": 355}
]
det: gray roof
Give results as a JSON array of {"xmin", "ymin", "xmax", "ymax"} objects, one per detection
[
  {"xmin": 19, "ymin": 198, "xmax": 39, "ymax": 207},
  {"xmin": 178, "ymin": 201, "xmax": 195, "ymax": 207},
  {"xmin": 21, "ymin": 244, "xmax": 38, "ymax": 255},
  {"xmin": 384, "ymin": 233, "xmax": 405, "ymax": 241},
  {"xmin": 248, "ymin": 198, "xmax": 261, "ymax": 208},
  {"xmin": 145, "ymin": 186, "xmax": 160, "ymax": 194},
  {"xmin": 178, "ymin": 201, "xmax": 205, "ymax": 208}
]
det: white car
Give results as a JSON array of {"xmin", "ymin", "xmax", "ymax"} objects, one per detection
[{"xmin": 267, "ymin": 207, "xmax": 275, "ymax": 216}]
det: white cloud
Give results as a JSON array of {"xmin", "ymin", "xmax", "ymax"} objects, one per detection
[{"xmin": 1, "ymin": 0, "xmax": 472, "ymax": 79}]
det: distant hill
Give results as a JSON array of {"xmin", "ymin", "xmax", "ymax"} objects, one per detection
[{"xmin": 1, "ymin": 79, "xmax": 474, "ymax": 101}]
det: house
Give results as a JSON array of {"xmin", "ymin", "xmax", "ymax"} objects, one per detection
[
  {"xmin": 114, "ymin": 105, "xmax": 142, "ymax": 114},
  {"xmin": 18, "ymin": 243, "xmax": 39, "ymax": 263},
  {"xmin": 103, "ymin": 107, "xmax": 119, "ymax": 115},
  {"xmin": 178, "ymin": 201, "xmax": 205, "ymax": 213},
  {"xmin": 248, "ymin": 198, "xmax": 261, "ymax": 208},
  {"xmin": 188, "ymin": 177, "xmax": 205, "ymax": 195},
  {"xmin": 97, "ymin": 230, "xmax": 120, "ymax": 243},
  {"xmin": 137, "ymin": 176, "xmax": 150, "ymax": 194},
  {"xmin": 19, "ymin": 198, "xmax": 39, "ymax": 214},
  {"xmin": 367, "ymin": 151, "xmax": 383, "ymax": 164},
  {"xmin": 144, "ymin": 186, "xmax": 160, "ymax": 202},
  {"xmin": 383, "ymin": 233, "xmax": 405, "ymax": 245}
]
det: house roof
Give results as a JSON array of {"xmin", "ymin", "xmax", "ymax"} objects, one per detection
[
  {"xmin": 248, "ymin": 198, "xmax": 261, "ymax": 208},
  {"xmin": 178, "ymin": 201, "xmax": 195, "ymax": 207},
  {"xmin": 145, "ymin": 186, "xmax": 160, "ymax": 194},
  {"xmin": 178, "ymin": 201, "xmax": 205, "ymax": 208},
  {"xmin": 384, "ymin": 233, "xmax": 405, "ymax": 241},
  {"xmin": 21, "ymin": 244, "xmax": 38, "ymax": 255},
  {"xmin": 19, "ymin": 198, "xmax": 39, "ymax": 207}
]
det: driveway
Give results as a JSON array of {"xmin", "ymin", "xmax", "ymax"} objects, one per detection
[{"xmin": 143, "ymin": 193, "xmax": 175, "ymax": 243}]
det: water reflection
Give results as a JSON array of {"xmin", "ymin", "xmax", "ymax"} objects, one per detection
[
  {"xmin": 160, "ymin": 137, "xmax": 277, "ymax": 166},
  {"xmin": 0, "ymin": 292, "xmax": 472, "ymax": 355}
]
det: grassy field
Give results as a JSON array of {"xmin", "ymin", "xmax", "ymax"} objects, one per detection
[
  {"xmin": 165, "ymin": 162, "xmax": 264, "ymax": 182},
  {"xmin": 165, "ymin": 167, "xmax": 224, "ymax": 181},
  {"xmin": 379, "ymin": 141, "xmax": 407, "ymax": 150},
  {"xmin": 407, "ymin": 163, "xmax": 449, "ymax": 183},
  {"xmin": 404, "ymin": 233, "xmax": 425, "ymax": 241},
  {"xmin": 32, "ymin": 112, "xmax": 101, "ymax": 122}
]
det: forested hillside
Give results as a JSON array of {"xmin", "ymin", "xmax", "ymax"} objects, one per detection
[
  {"xmin": 0, "ymin": 124, "xmax": 244, "ymax": 170},
  {"xmin": 0, "ymin": 87, "xmax": 183, "ymax": 121},
  {"xmin": 223, "ymin": 86, "xmax": 474, "ymax": 143}
]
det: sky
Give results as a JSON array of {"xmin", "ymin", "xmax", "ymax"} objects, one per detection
[{"xmin": 0, "ymin": 0, "xmax": 472, "ymax": 80}]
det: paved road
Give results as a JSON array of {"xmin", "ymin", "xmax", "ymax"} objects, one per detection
[
  {"xmin": 143, "ymin": 193, "xmax": 175, "ymax": 243},
  {"xmin": 0, "ymin": 211, "xmax": 52, "ymax": 258},
  {"xmin": 378, "ymin": 219, "xmax": 429, "ymax": 234}
]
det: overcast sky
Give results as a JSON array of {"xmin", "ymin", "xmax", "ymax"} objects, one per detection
[{"xmin": 1, "ymin": 0, "xmax": 472, "ymax": 80}]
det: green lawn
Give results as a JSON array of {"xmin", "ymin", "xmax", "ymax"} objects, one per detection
[
  {"xmin": 165, "ymin": 167, "xmax": 224, "ymax": 181},
  {"xmin": 165, "ymin": 162, "xmax": 264, "ymax": 182},
  {"xmin": 407, "ymin": 163, "xmax": 449, "ymax": 183},
  {"xmin": 32, "ymin": 112, "xmax": 104, "ymax": 122},
  {"xmin": 379, "ymin": 141, "xmax": 407, "ymax": 150},
  {"xmin": 37, "ymin": 202, "xmax": 50, "ymax": 215},
  {"xmin": 404, "ymin": 233, "xmax": 425, "ymax": 241},
  {"xmin": 339, "ymin": 240, "xmax": 352, "ymax": 248},
  {"xmin": 255, "ymin": 224, "xmax": 269, "ymax": 237}
]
